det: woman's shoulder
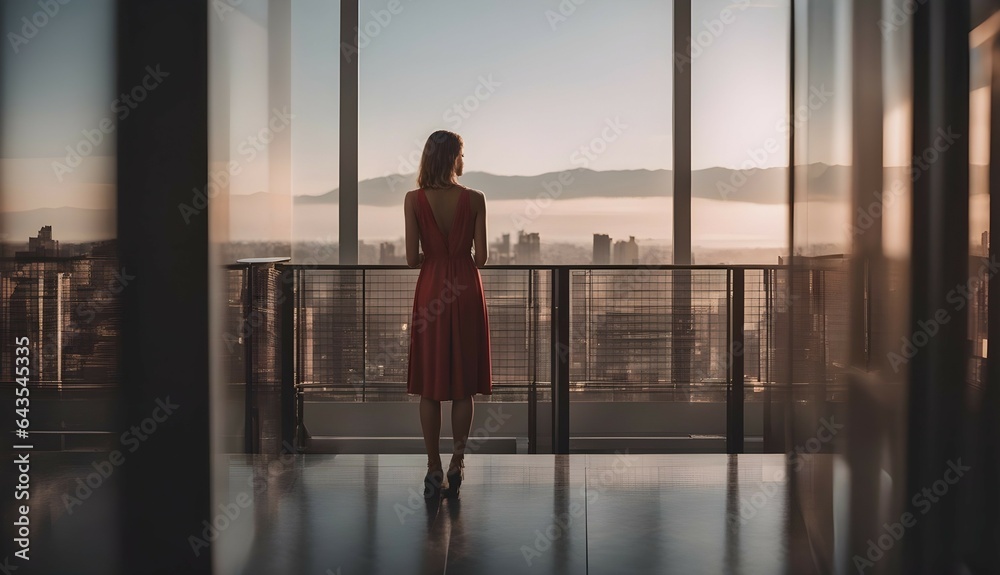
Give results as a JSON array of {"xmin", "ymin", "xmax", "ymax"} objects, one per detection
[
  {"xmin": 461, "ymin": 186, "xmax": 485, "ymax": 199},
  {"xmin": 403, "ymin": 189, "xmax": 422, "ymax": 208},
  {"xmin": 463, "ymin": 188, "xmax": 486, "ymax": 213}
]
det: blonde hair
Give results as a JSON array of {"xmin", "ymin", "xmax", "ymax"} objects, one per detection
[{"xmin": 417, "ymin": 130, "xmax": 463, "ymax": 189}]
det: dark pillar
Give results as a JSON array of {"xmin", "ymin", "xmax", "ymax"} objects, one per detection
[
  {"xmin": 846, "ymin": 0, "xmax": 887, "ymax": 567},
  {"xmin": 671, "ymin": 0, "xmax": 693, "ymax": 397},
  {"xmin": 672, "ymin": 0, "xmax": 691, "ymax": 264},
  {"xmin": 905, "ymin": 1, "xmax": 970, "ymax": 572},
  {"xmin": 339, "ymin": 0, "xmax": 360, "ymax": 264},
  {"xmin": 116, "ymin": 0, "xmax": 210, "ymax": 572}
]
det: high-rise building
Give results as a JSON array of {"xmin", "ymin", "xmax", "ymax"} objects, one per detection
[
  {"xmin": 489, "ymin": 233, "xmax": 512, "ymax": 264},
  {"xmin": 1, "ymin": 229, "xmax": 121, "ymax": 387},
  {"xmin": 515, "ymin": 231, "xmax": 541, "ymax": 265},
  {"xmin": 379, "ymin": 242, "xmax": 405, "ymax": 265},
  {"xmin": 16, "ymin": 225, "xmax": 59, "ymax": 257},
  {"xmin": 613, "ymin": 236, "xmax": 639, "ymax": 264},
  {"xmin": 593, "ymin": 234, "xmax": 611, "ymax": 264},
  {"xmin": 358, "ymin": 241, "xmax": 378, "ymax": 264}
]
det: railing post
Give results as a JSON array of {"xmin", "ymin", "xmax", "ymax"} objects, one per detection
[
  {"xmin": 243, "ymin": 263, "xmax": 257, "ymax": 454},
  {"xmin": 672, "ymin": 270, "xmax": 694, "ymax": 397},
  {"xmin": 728, "ymin": 268, "xmax": 745, "ymax": 454},
  {"xmin": 763, "ymin": 268, "xmax": 774, "ymax": 452},
  {"xmin": 279, "ymin": 265, "xmax": 296, "ymax": 453},
  {"xmin": 552, "ymin": 266, "xmax": 570, "ymax": 454},
  {"xmin": 295, "ymin": 269, "xmax": 310, "ymax": 450},
  {"xmin": 361, "ymin": 269, "xmax": 368, "ymax": 403},
  {"xmin": 528, "ymin": 269, "xmax": 537, "ymax": 454}
]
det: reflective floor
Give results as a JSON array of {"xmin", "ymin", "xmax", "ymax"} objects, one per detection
[
  {"xmin": 217, "ymin": 453, "xmax": 814, "ymax": 575},
  {"xmin": 18, "ymin": 453, "xmax": 821, "ymax": 574}
]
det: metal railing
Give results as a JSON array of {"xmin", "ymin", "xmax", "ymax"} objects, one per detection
[{"xmin": 227, "ymin": 262, "xmax": 853, "ymax": 455}]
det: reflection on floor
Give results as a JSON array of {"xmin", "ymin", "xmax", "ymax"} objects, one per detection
[
  {"xmin": 218, "ymin": 454, "xmax": 813, "ymax": 575},
  {"xmin": 20, "ymin": 453, "xmax": 821, "ymax": 574}
]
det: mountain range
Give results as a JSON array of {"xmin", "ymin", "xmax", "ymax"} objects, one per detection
[
  {"xmin": 295, "ymin": 164, "xmax": 856, "ymax": 206},
  {"xmin": 3, "ymin": 164, "xmax": 988, "ymax": 243}
]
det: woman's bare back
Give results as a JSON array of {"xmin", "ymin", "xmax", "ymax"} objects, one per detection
[{"xmin": 421, "ymin": 185, "xmax": 468, "ymax": 239}]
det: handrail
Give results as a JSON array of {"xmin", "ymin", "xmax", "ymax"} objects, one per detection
[
  {"xmin": 231, "ymin": 260, "xmax": 817, "ymax": 455},
  {"xmin": 225, "ymin": 262, "xmax": 788, "ymax": 271}
]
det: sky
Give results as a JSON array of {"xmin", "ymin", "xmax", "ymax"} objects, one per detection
[
  {"xmin": 1, "ymin": 0, "xmax": 116, "ymax": 213},
  {"xmin": 224, "ymin": 0, "xmax": 794, "ymax": 196},
  {"xmin": 357, "ymin": 0, "xmax": 792, "ymax": 185},
  {"xmin": 2, "ymin": 0, "xmax": 796, "ymax": 213},
  {"xmin": 5, "ymin": 0, "xmax": 915, "ymax": 257}
]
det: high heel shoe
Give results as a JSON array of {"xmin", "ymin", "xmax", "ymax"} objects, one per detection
[
  {"xmin": 444, "ymin": 455, "xmax": 464, "ymax": 497},
  {"xmin": 424, "ymin": 458, "xmax": 444, "ymax": 499}
]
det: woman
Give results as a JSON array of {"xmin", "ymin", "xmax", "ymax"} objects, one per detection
[{"xmin": 404, "ymin": 130, "xmax": 492, "ymax": 498}]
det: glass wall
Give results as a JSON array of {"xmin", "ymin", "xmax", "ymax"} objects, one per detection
[
  {"xmin": 291, "ymin": 0, "xmax": 340, "ymax": 264},
  {"xmin": 691, "ymin": 0, "xmax": 790, "ymax": 265},
  {"xmin": 358, "ymin": 0, "xmax": 672, "ymax": 265},
  {"xmin": 784, "ymin": 0, "xmax": 855, "ymax": 570},
  {"xmin": 209, "ymin": 0, "xmax": 342, "ymax": 454},
  {"xmin": 969, "ymin": 22, "xmax": 993, "ymax": 388},
  {"xmin": 209, "ymin": 0, "xmax": 306, "ymax": 262},
  {"xmin": 0, "ymin": 2, "xmax": 122, "ymax": 571},
  {"xmin": 0, "ymin": 2, "xmax": 120, "ymax": 387}
]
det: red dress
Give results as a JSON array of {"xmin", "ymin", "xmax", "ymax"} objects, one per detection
[{"xmin": 407, "ymin": 187, "xmax": 492, "ymax": 400}]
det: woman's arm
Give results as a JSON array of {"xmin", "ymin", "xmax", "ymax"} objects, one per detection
[
  {"xmin": 472, "ymin": 190, "xmax": 488, "ymax": 267},
  {"xmin": 404, "ymin": 191, "xmax": 422, "ymax": 268}
]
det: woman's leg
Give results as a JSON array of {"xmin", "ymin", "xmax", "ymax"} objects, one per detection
[
  {"xmin": 450, "ymin": 396, "xmax": 474, "ymax": 466},
  {"xmin": 420, "ymin": 397, "xmax": 442, "ymax": 466}
]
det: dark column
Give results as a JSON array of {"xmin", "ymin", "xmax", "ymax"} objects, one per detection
[
  {"xmin": 846, "ymin": 0, "xmax": 887, "ymax": 567},
  {"xmin": 339, "ymin": 0, "xmax": 360, "ymax": 264},
  {"xmin": 672, "ymin": 0, "xmax": 691, "ymax": 264},
  {"xmin": 905, "ymin": 1, "xmax": 970, "ymax": 573},
  {"xmin": 783, "ymin": 1, "xmax": 802, "ymax": 570},
  {"xmin": 116, "ymin": 0, "xmax": 210, "ymax": 572},
  {"xmin": 671, "ymin": 0, "xmax": 693, "ymax": 397},
  {"xmin": 772, "ymin": 0, "xmax": 795, "ymax": 456}
]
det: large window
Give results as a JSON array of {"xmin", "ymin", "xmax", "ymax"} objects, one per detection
[
  {"xmin": 970, "ymin": 33, "xmax": 991, "ymax": 259},
  {"xmin": 208, "ymin": 2, "xmax": 807, "ymax": 267},
  {"xmin": 968, "ymin": 23, "xmax": 994, "ymax": 387},
  {"xmin": 357, "ymin": 0, "xmax": 672, "ymax": 264},
  {"xmin": 291, "ymin": 0, "xmax": 340, "ymax": 264},
  {"xmin": 691, "ymin": 0, "xmax": 790, "ymax": 264},
  {"xmin": 1, "ymin": 0, "xmax": 120, "ymax": 387},
  {"xmin": 791, "ymin": 0, "xmax": 853, "ymax": 258},
  {"xmin": 210, "ymin": 0, "xmax": 340, "ymax": 263},
  {"xmin": 1, "ymin": 0, "xmax": 116, "ymax": 246}
]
